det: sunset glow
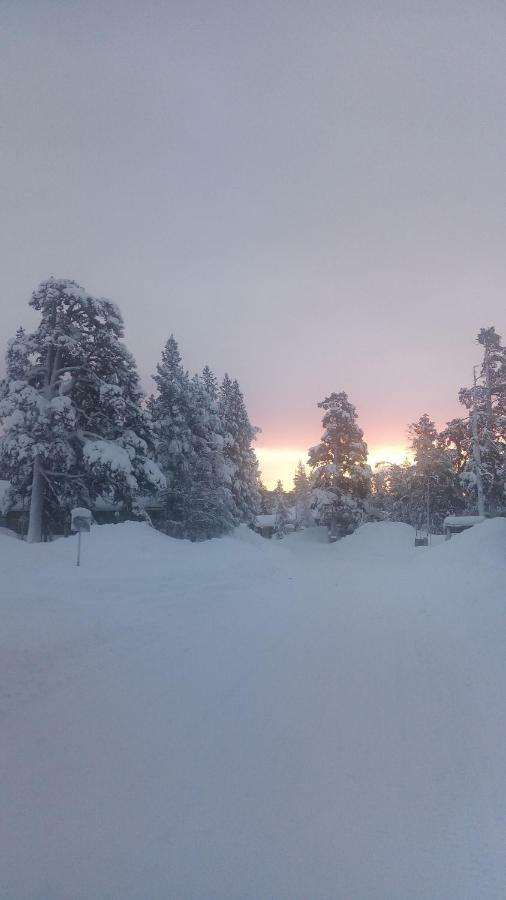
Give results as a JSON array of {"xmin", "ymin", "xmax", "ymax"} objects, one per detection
[
  {"xmin": 256, "ymin": 444, "xmax": 413, "ymax": 489},
  {"xmin": 255, "ymin": 447, "xmax": 308, "ymax": 490},
  {"xmin": 367, "ymin": 445, "xmax": 413, "ymax": 470}
]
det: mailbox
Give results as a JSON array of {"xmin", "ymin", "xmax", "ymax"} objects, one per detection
[{"xmin": 71, "ymin": 507, "xmax": 92, "ymax": 533}]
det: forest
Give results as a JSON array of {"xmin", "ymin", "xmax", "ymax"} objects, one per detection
[{"xmin": 1, "ymin": 278, "xmax": 505, "ymax": 543}]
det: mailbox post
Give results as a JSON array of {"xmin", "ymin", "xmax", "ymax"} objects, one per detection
[{"xmin": 71, "ymin": 507, "xmax": 91, "ymax": 567}]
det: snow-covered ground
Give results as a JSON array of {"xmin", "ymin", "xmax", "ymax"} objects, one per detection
[{"xmin": 1, "ymin": 519, "xmax": 506, "ymax": 899}]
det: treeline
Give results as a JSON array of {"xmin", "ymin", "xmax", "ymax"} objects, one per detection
[
  {"xmin": 268, "ymin": 327, "xmax": 506, "ymax": 536},
  {"xmin": 1, "ymin": 278, "xmax": 504, "ymax": 544},
  {"xmin": 0, "ymin": 278, "xmax": 260, "ymax": 542},
  {"xmin": 370, "ymin": 327, "xmax": 506, "ymax": 532}
]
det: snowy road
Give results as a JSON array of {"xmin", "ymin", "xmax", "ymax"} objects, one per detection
[{"xmin": 1, "ymin": 522, "xmax": 506, "ymax": 899}]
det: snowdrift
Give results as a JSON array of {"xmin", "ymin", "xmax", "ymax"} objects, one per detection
[
  {"xmin": 1, "ymin": 517, "xmax": 503, "ymax": 579},
  {"xmin": 282, "ymin": 525, "xmax": 330, "ymax": 545},
  {"xmin": 429, "ymin": 516, "xmax": 506, "ymax": 567},
  {"xmin": 334, "ymin": 521, "xmax": 416, "ymax": 561},
  {"xmin": 0, "ymin": 520, "xmax": 279, "ymax": 582}
]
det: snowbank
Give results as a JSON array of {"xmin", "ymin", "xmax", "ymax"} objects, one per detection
[
  {"xmin": 0, "ymin": 520, "xmax": 279, "ymax": 582},
  {"xmin": 334, "ymin": 521, "xmax": 416, "ymax": 560},
  {"xmin": 283, "ymin": 525, "xmax": 330, "ymax": 544},
  {"xmin": 435, "ymin": 518, "xmax": 506, "ymax": 565}
]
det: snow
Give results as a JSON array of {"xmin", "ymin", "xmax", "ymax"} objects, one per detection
[
  {"xmin": 2, "ymin": 519, "xmax": 506, "ymax": 899},
  {"xmin": 256, "ymin": 513, "xmax": 276, "ymax": 526},
  {"xmin": 333, "ymin": 520, "xmax": 417, "ymax": 559},
  {"xmin": 83, "ymin": 439, "xmax": 133, "ymax": 474},
  {"xmin": 48, "ymin": 395, "xmax": 72, "ymax": 413}
]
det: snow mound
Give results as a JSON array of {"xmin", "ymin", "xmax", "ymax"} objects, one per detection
[
  {"xmin": 0, "ymin": 521, "xmax": 282, "ymax": 587},
  {"xmin": 230, "ymin": 523, "xmax": 270, "ymax": 547},
  {"xmin": 335, "ymin": 521, "xmax": 416, "ymax": 561},
  {"xmin": 432, "ymin": 517, "xmax": 506, "ymax": 567},
  {"xmin": 0, "ymin": 527, "xmax": 19, "ymax": 540},
  {"xmin": 283, "ymin": 526, "xmax": 330, "ymax": 544}
]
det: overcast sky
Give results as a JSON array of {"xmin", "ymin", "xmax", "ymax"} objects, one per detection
[{"xmin": 1, "ymin": 1, "xmax": 505, "ymax": 484}]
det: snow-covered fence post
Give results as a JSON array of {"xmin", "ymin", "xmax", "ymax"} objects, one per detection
[{"xmin": 71, "ymin": 507, "xmax": 91, "ymax": 567}]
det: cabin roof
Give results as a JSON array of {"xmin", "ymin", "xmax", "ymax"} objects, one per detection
[
  {"xmin": 256, "ymin": 514, "xmax": 276, "ymax": 527},
  {"xmin": 443, "ymin": 515, "xmax": 485, "ymax": 527}
]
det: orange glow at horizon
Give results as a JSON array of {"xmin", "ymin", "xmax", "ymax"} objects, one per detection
[
  {"xmin": 256, "ymin": 444, "xmax": 413, "ymax": 490},
  {"xmin": 368, "ymin": 445, "xmax": 413, "ymax": 470},
  {"xmin": 255, "ymin": 447, "xmax": 308, "ymax": 490}
]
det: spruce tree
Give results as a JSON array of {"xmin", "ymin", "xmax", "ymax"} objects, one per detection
[
  {"xmin": 150, "ymin": 335, "xmax": 194, "ymax": 536},
  {"xmin": 183, "ymin": 374, "xmax": 235, "ymax": 539},
  {"xmin": 150, "ymin": 341, "xmax": 235, "ymax": 539},
  {"xmin": 0, "ymin": 278, "xmax": 164, "ymax": 542},
  {"xmin": 219, "ymin": 375, "xmax": 261, "ymax": 524},
  {"xmin": 273, "ymin": 480, "xmax": 290, "ymax": 537},
  {"xmin": 459, "ymin": 327, "xmax": 506, "ymax": 514},
  {"xmin": 308, "ymin": 392, "xmax": 371, "ymax": 534},
  {"xmin": 258, "ymin": 481, "xmax": 275, "ymax": 514},
  {"xmin": 407, "ymin": 414, "xmax": 464, "ymax": 531},
  {"xmin": 293, "ymin": 461, "xmax": 312, "ymax": 527},
  {"xmin": 202, "ymin": 365, "xmax": 219, "ymax": 400}
]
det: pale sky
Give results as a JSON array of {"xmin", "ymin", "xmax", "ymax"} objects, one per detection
[{"xmin": 1, "ymin": 1, "xmax": 505, "ymax": 487}]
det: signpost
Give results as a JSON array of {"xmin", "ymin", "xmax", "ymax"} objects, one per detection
[{"xmin": 71, "ymin": 507, "xmax": 91, "ymax": 567}]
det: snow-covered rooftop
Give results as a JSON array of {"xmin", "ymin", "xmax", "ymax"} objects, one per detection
[
  {"xmin": 443, "ymin": 515, "xmax": 485, "ymax": 527},
  {"xmin": 256, "ymin": 513, "xmax": 276, "ymax": 526}
]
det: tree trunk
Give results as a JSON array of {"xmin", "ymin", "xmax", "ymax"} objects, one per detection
[
  {"xmin": 472, "ymin": 368, "xmax": 486, "ymax": 518},
  {"xmin": 27, "ymin": 455, "xmax": 44, "ymax": 543}
]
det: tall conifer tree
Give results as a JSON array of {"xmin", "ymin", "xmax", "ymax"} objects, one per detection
[
  {"xmin": 219, "ymin": 375, "xmax": 260, "ymax": 524},
  {"xmin": 150, "ymin": 340, "xmax": 235, "ymax": 539},
  {"xmin": 0, "ymin": 278, "xmax": 164, "ymax": 542},
  {"xmin": 308, "ymin": 391, "xmax": 371, "ymax": 534}
]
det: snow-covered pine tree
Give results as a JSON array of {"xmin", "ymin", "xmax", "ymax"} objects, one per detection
[
  {"xmin": 369, "ymin": 461, "xmax": 396, "ymax": 521},
  {"xmin": 439, "ymin": 417, "xmax": 471, "ymax": 478},
  {"xmin": 478, "ymin": 327, "xmax": 504, "ymax": 425},
  {"xmin": 406, "ymin": 414, "xmax": 464, "ymax": 531},
  {"xmin": 273, "ymin": 480, "xmax": 290, "ymax": 538},
  {"xmin": 308, "ymin": 392, "xmax": 371, "ymax": 534},
  {"xmin": 202, "ymin": 365, "xmax": 219, "ymax": 400},
  {"xmin": 0, "ymin": 278, "xmax": 165, "ymax": 542},
  {"xmin": 459, "ymin": 327, "xmax": 506, "ymax": 514},
  {"xmin": 369, "ymin": 460, "xmax": 414, "ymax": 525},
  {"xmin": 182, "ymin": 373, "xmax": 235, "ymax": 540},
  {"xmin": 150, "ymin": 341, "xmax": 235, "ymax": 539},
  {"xmin": 4, "ymin": 327, "xmax": 30, "ymax": 380},
  {"xmin": 293, "ymin": 461, "xmax": 312, "ymax": 527},
  {"xmin": 150, "ymin": 335, "xmax": 193, "ymax": 536},
  {"xmin": 258, "ymin": 481, "xmax": 275, "ymax": 514},
  {"xmin": 219, "ymin": 374, "xmax": 261, "ymax": 524}
]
